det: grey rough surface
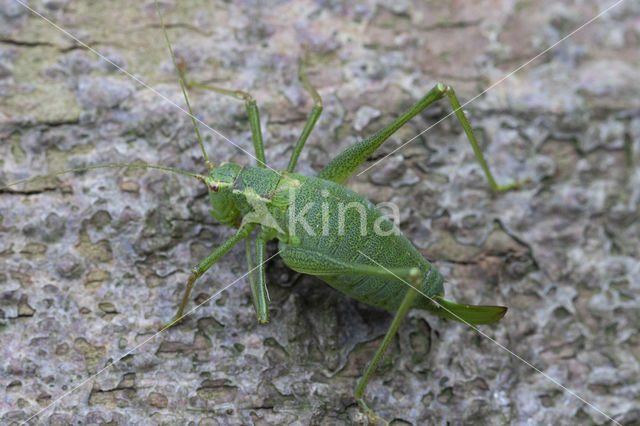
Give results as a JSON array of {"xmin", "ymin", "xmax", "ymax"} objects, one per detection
[{"xmin": 1, "ymin": 0, "xmax": 639, "ymax": 425}]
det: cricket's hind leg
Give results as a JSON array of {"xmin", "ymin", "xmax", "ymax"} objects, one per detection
[
  {"xmin": 442, "ymin": 84, "xmax": 525, "ymax": 192},
  {"xmin": 318, "ymin": 82, "xmax": 525, "ymax": 192},
  {"xmin": 278, "ymin": 245, "xmax": 425, "ymax": 424}
]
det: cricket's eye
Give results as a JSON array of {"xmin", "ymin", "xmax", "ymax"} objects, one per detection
[{"xmin": 209, "ymin": 182, "xmax": 219, "ymax": 193}]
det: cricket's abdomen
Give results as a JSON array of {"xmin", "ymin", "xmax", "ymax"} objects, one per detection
[{"xmin": 280, "ymin": 176, "xmax": 444, "ymax": 311}]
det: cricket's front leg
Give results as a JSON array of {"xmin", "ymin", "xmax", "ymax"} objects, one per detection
[
  {"xmin": 158, "ymin": 223, "xmax": 256, "ymax": 331},
  {"xmin": 177, "ymin": 65, "xmax": 268, "ymax": 168},
  {"xmin": 286, "ymin": 44, "xmax": 323, "ymax": 173}
]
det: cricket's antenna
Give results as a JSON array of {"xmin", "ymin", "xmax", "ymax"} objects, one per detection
[
  {"xmin": 154, "ymin": 0, "xmax": 213, "ymax": 171},
  {"xmin": 0, "ymin": 164, "xmax": 204, "ymax": 191}
]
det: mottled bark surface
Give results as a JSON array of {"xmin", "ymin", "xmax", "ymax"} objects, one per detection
[{"xmin": 1, "ymin": 1, "xmax": 639, "ymax": 424}]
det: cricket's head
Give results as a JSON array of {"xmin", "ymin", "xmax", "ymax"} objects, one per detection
[{"xmin": 202, "ymin": 162, "xmax": 242, "ymax": 225}]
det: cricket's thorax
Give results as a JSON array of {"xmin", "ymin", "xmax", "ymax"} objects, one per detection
[{"xmin": 208, "ymin": 163, "xmax": 307, "ymax": 237}]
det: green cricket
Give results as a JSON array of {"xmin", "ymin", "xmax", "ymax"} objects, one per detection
[
  {"xmin": 3, "ymin": 3, "xmax": 526, "ymax": 423},
  {"xmin": 152, "ymin": 5, "xmax": 524, "ymax": 421}
]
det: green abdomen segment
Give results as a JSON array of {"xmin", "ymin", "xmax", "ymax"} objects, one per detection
[{"xmin": 280, "ymin": 177, "xmax": 444, "ymax": 311}]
